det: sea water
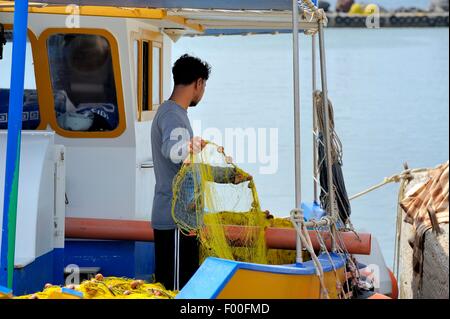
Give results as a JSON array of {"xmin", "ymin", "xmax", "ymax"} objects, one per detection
[{"xmin": 173, "ymin": 28, "xmax": 449, "ymax": 266}]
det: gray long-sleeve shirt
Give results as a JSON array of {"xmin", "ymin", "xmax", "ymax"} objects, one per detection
[{"xmin": 151, "ymin": 100, "xmax": 193, "ymax": 230}]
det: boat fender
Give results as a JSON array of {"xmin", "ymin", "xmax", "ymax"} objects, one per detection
[
  {"xmin": 368, "ymin": 293, "xmax": 391, "ymax": 299},
  {"xmin": 351, "ymin": 16, "xmax": 365, "ymax": 27},
  {"xmin": 419, "ymin": 16, "xmax": 430, "ymax": 26},
  {"xmin": 412, "ymin": 16, "xmax": 421, "ymax": 25},
  {"xmin": 404, "ymin": 16, "xmax": 414, "ymax": 25},
  {"xmin": 397, "ymin": 16, "xmax": 407, "ymax": 26},
  {"xmin": 335, "ymin": 16, "xmax": 344, "ymax": 26},
  {"xmin": 343, "ymin": 16, "xmax": 352, "ymax": 26},
  {"xmin": 428, "ymin": 16, "xmax": 437, "ymax": 26},
  {"xmin": 389, "ymin": 15, "xmax": 398, "ymax": 26},
  {"xmin": 351, "ymin": 17, "xmax": 362, "ymax": 27},
  {"xmin": 435, "ymin": 16, "xmax": 444, "ymax": 25},
  {"xmin": 388, "ymin": 268, "xmax": 399, "ymax": 299}
]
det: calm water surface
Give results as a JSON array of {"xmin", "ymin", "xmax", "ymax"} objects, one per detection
[{"xmin": 173, "ymin": 28, "xmax": 449, "ymax": 266}]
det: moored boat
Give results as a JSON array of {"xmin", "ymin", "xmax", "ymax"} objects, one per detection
[{"xmin": 0, "ymin": 0, "xmax": 396, "ymax": 299}]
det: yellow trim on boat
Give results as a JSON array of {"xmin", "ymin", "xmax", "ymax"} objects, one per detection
[
  {"xmin": 0, "ymin": 1, "xmax": 46, "ymax": 7},
  {"xmin": 132, "ymin": 29, "xmax": 164, "ymax": 121},
  {"xmin": 163, "ymin": 14, "xmax": 204, "ymax": 33},
  {"xmin": 217, "ymin": 267, "xmax": 345, "ymax": 299},
  {"xmin": 0, "ymin": 4, "xmax": 165, "ymax": 19},
  {"xmin": 38, "ymin": 27, "xmax": 127, "ymax": 139},
  {"xmin": 0, "ymin": 4, "xmax": 204, "ymax": 33}
]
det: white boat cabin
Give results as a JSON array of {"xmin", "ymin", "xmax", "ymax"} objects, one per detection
[{"xmin": 0, "ymin": 5, "xmax": 321, "ymax": 294}]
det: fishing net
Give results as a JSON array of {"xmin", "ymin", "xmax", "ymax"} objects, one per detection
[
  {"xmin": 172, "ymin": 142, "xmax": 295, "ymax": 265},
  {"xmin": 14, "ymin": 276, "xmax": 177, "ymax": 299}
]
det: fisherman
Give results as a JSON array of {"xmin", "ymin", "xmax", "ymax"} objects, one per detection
[{"xmin": 150, "ymin": 54, "xmax": 251, "ymax": 290}]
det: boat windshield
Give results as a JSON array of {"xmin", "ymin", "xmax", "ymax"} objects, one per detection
[
  {"xmin": 47, "ymin": 33, "xmax": 120, "ymax": 132},
  {"xmin": 0, "ymin": 30, "xmax": 40, "ymax": 130}
]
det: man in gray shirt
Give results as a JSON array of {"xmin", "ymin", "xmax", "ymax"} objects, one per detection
[{"xmin": 151, "ymin": 54, "xmax": 207, "ymax": 290}]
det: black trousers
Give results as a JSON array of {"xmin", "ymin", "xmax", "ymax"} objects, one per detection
[{"xmin": 154, "ymin": 229, "xmax": 199, "ymax": 291}]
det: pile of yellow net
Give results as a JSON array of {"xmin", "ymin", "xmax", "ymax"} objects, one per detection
[
  {"xmin": 172, "ymin": 142, "xmax": 296, "ymax": 266},
  {"xmin": 15, "ymin": 276, "xmax": 177, "ymax": 299}
]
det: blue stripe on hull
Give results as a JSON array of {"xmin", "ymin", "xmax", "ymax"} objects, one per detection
[
  {"xmin": 53, "ymin": 248, "xmax": 65, "ymax": 285},
  {"xmin": 11, "ymin": 241, "xmax": 155, "ymax": 296},
  {"xmin": 64, "ymin": 240, "xmax": 155, "ymax": 282},
  {"xmin": 13, "ymin": 248, "xmax": 64, "ymax": 296}
]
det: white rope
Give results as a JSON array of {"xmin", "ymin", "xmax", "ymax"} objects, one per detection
[
  {"xmin": 291, "ymin": 214, "xmax": 330, "ymax": 299},
  {"xmin": 313, "ymin": 226, "xmax": 348, "ymax": 299},
  {"xmin": 299, "ymin": 0, "xmax": 328, "ymax": 35},
  {"xmin": 307, "ymin": 217, "xmax": 355, "ymax": 299},
  {"xmin": 294, "ymin": 214, "xmax": 373, "ymax": 299},
  {"xmin": 299, "ymin": 0, "xmax": 327, "ymax": 21},
  {"xmin": 349, "ymin": 167, "xmax": 430, "ymax": 201}
]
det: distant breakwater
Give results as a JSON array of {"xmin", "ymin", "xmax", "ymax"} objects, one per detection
[{"xmin": 325, "ymin": 11, "xmax": 449, "ymax": 27}]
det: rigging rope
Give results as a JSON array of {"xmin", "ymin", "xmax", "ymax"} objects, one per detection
[
  {"xmin": 349, "ymin": 167, "xmax": 430, "ymax": 201},
  {"xmin": 314, "ymin": 90, "xmax": 352, "ymax": 225},
  {"xmin": 290, "ymin": 213, "xmax": 330, "ymax": 299},
  {"xmin": 299, "ymin": 0, "xmax": 327, "ymax": 21}
]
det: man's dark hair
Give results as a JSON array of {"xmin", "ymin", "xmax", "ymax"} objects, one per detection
[{"xmin": 172, "ymin": 54, "xmax": 211, "ymax": 86}]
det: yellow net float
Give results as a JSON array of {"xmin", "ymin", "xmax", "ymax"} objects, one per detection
[
  {"xmin": 364, "ymin": 4, "xmax": 380, "ymax": 15},
  {"xmin": 348, "ymin": 3, "xmax": 379, "ymax": 15},
  {"xmin": 348, "ymin": 3, "xmax": 364, "ymax": 15}
]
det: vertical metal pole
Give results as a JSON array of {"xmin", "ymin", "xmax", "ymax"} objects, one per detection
[
  {"xmin": 312, "ymin": 34, "xmax": 319, "ymax": 203},
  {"xmin": 0, "ymin": 0, "xmax": 29, "ymax": 288},
  {"xmin": 173, "ymin": 228, "xmax": 180, "ymax": 291},
  {"xmin": 318, "ymin": 22, "xmax": 337, "ymax": 251},
  {"xmin": 292, "ymin": 0, "xmax": 303, "ymax": 263}
]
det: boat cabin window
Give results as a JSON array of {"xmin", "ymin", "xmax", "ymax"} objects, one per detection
[
  {"xmin": 0, "ymin": 30, "xmax": 40, "ymax": 130},
  {"xmin": 152, "ymin": 45, "xmax": 162, "ymax": 107},
  {"xmin": 142, "ymin": 41, "xmax": 150, "ymax": 112},
  {"xmin": 134, "ymin": 31, "xmax": 163, "ymax": 120},
  {"xmin": 47, "ymin": 33, "xmax": 119, "ymax": 132}
]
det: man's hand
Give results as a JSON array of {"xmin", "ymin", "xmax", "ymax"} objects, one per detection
[
  {"xmin": 263, "ymin": 210, "xmax": 274, "ymax": 220},
  {"xmin": 184, "ymin": 137, "xmax": 207, "ymax": 164},
  {"xmin": 188, "ymin": 136, "xmax": 207, "ymax": 154},
  {"xmin": 233, "ymin": 172, "xmax": 253, "ymax": 184},
  {"xmin": 217, "ymin": 146, "xmax": 234, "ymax": 164}
]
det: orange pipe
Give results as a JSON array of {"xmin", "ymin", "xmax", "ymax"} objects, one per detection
[
  {"xmin": 368, "ymin": 293, "xmax": 392, "ymax": 299},
  {"xmin": 65, "ymin": 217, "xmax": 154, "ymax": 241},
  {"xmin": 65, "ymin": 218, "xmax": 371, "ymax": 255},
  {"xmin": 265, "ymin": 227, "xmax": 371, "ymax": 255}
]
